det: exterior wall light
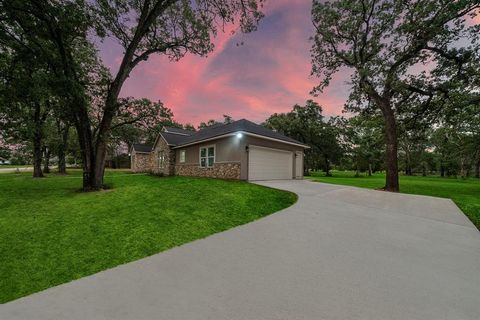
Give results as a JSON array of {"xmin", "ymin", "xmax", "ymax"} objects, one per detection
[{"xmin": 236, "ymin": 132, "xmax": 243, "ymax": 138}]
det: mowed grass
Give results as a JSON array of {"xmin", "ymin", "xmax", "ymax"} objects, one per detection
[
  {"xmin": 308, "ymin": 171, "xmax": 480, "ymax": 229},
  {"xmin": 0, "ymin": 170, "xmax": 296, "ymax": 303}
]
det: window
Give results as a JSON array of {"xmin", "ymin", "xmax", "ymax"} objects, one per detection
[
  {"xmin": 179, "ymin": 150, "xmax": 186, "ymax": 163},
  {"xmin": 200, "ymin": 146, "xmax": 215, "ymax": 168},
  {"xmin": 158, "ymin": 151, "xmax": 165, "ymax": 168}
]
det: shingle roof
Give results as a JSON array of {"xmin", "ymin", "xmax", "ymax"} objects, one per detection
[
  {"xmin": 160, "ymin": 132, "xmax": 190, "ymax": 146},
  {"xmin": 161, "ymin": 119, "xmax": 308, "ymax": 148},
  {"xmin": 163, "ymin": 126, "xmax": 193, "ymax": 136},
  {"xmin": 132, "ymin": 144, "xmax": 152, "ymax": 153}
]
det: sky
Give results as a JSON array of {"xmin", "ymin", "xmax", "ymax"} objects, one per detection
[{"xmin": 98, "ymin": 0, "xmax": 351, "ymax": 126}]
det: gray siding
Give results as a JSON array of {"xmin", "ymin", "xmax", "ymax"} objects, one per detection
[
  {"xmin": 174, "ymin": 136, "xmax": 242, "ymax": 165},
  {"xmin": 174, "ymin": 134, "xmax": 305, "ymax": 180}
]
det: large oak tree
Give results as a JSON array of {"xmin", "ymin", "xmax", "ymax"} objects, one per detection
[
  {"xmin": 311, "ymin": 0, "xmax": 479, "ymax": 191},
  {"xmin": 1, "ymin": 0, "xmax": 264, "ymax": 190},
  {"xmin": 83, "ymin": 0, "xmax": 264, "ymax": 189}
]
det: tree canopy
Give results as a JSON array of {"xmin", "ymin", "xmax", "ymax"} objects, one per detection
[
  {"xmin": 311, "ymin": 0, "xmax": 480, "ymax": 191},
  {"xmin": 264, "ymin": 100, "xmax": 344, "ymax": 176}
]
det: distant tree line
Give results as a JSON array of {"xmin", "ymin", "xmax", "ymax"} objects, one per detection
[{"xmin": 265, "ymin": 99, "xmax": 480, "ymax": 180}]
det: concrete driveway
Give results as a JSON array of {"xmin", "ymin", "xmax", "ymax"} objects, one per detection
[{"xmin": 1, "ymin": 180, "xmax": 479, "ymax": 319}]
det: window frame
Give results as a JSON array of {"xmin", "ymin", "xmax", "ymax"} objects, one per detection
[
  {"xmin": 199, "ymin": 145, "xmax": 215, "ymax": 168},
  {"xmin": 179, "ymin": 150, "xmax": 186, "ymax": 163},
  {"xmin": 157, "ymin": 150, "xmax": 165, "ymax": 168}
]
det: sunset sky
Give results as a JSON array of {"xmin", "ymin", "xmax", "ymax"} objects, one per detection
[
  {"xmin": 99, "ymin": 0, "xmax": 351, "ymax": 126},
  {"xmin": 98, "ymin": 1, "xmax": 479, "ymax": 126}
]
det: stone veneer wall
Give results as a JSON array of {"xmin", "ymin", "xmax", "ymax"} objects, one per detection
[
  {"xmin": 132, "ymin": 152, "xmax": 154, "ymax": 173},
  {"xmin": 151, "ymin": 137, "xmax": 175, "ymax": 176},
  {"xmin": 175, "ymin": 162, "xmax": 241, "ymax": 179}
]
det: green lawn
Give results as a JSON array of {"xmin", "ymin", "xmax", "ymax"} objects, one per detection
[
  {"xmin": 0, "ymin": 171, "xmax": 296, "ymax": 303},
  {"xmin": 307, "ymin": 171, "xmax": 480, "ymax": 229}
]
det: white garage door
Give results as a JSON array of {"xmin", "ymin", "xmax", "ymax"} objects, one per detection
[{"xmin": 248, "ymin": 145, "xmax": 293, "ymax": 181}]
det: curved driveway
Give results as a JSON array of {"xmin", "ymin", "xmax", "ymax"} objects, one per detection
[{"xmin": 1, "ymin": 180, "xmax": 480, "ymax": 319}]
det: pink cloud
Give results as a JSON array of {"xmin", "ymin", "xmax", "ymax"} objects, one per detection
[
  {"xmin": 98, "ymin": 1, "xmax": 352, "ymax": 125},
  {"xmin": 98, "ymin": 2, "xmax": 479, "ymax": 126}
]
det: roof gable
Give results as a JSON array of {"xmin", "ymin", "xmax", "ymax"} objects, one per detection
[
  {"xmin": 132, "ymin": 144, "xmax": 152, "ymax": 153},
  {"xmin": 152, "ymin": 119, "xmax": 309, "ymax": 150},
  {"xmin": 160, "ymin": 132, "xmax": 191, "ymax": 146},
  {"xmin": 173, "ymin": 119, "xmax": 308, "ymax": 148}
]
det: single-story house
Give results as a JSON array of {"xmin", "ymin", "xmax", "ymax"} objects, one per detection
[{"xmin": 130, "ymin": 119, "xmax": 309, "ymax": 181}]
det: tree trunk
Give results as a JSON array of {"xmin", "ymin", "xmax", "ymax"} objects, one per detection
[
  {"xmin": 68, "ymin": 0, "xmax": 173, "ymax": 190},
  {"xmin": 382, "ymin": 105, "xmax": 399, "ymax": 192},
  {"xmin": 71, "ymin": 97, "xmax": 97, "ymax": 191},
  {"xmin": 57, "ymin": 124, "xmax": 69, "ymax": 174},
  {"xmin": 93, "ymin": 128, "xmax": 109, "ymax": 188},
  {"xmin": 324, "ymin": 155, "xmax": 331, "ymax": 176},
  {"xmin": 64, "ymin": 0, "xmax": 172, "ymax": 190},
  {"xmin": 405, "ymin": 161, "xmax": 412, "ymax": 175},
  {"xmin": 368, "ymin": 163, "xmax": 372, "ymax": 176},
  {"xmin": 475, "ymin": 155, "xmax": 480, "ymax": 179},
  {"xmin": 355, "ymin": 159, "xmax": 360, "ymax": 177},
  {"xmin": 91, "ymin": 61, "xmax": 134, "ymax": 188},
  {"xmin": 32, "ymin": 103, "xmax": 44, "ymax": 178},
  {"xmin": 45, "ymin": 0, "xmax": 173, "ymax": 190},
  {"xmin": 460, "ymin": 158, "xmax": 467, "ymax": 178},
  {"xmin": 360, "ymin": 79, "xmax": 399, "ymax": 191},
  {"xmin": 43, "ymin": 147, "xmax": 50, "ymax": 173}
]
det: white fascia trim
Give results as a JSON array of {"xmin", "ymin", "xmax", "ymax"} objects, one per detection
[
  {"xmin": 243, "ymin": 132, "xmax": 310, "ymax": 148},
  {"xmin": 164, "ymin": 129, "xmax": 190, "ymax": 136},
  {"xmin": 173, "ymin": 133, "xmax": 237, "ymax": 148},
  {"xmin": 172, "ymin": 131, "xmax": 309, "ymax": 149},
  {"xmin": 152, "ymin": 134, "xmax": 161, "ymax": 150}
]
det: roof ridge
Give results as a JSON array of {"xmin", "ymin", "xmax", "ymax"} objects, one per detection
[{"xmin": 156, "ymin": 118, "xmax": 308, "ymax": 149}]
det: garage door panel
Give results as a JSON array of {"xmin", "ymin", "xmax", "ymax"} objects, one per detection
[{"xmin": 248, "ymin": 146, "xmax": 293, "ymax": 180}]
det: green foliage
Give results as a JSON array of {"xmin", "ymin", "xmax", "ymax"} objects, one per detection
[
  {"xmin": 431, "ymin": 126, "xmax": 479, "ymax": 177},
  {"xmin": 0, "ymin": 0, "xmax": 105, "ymax": 178},
  {"xmin": 92, "ymin": 0, "xmax": 265, "ymax": 62},
  {"xmin": 339, "ymin": 114, "xmax": 385, "ymax": 173},
  {"xmin": 198, "ymin": 115, "xmax": 235, "ymax": 129},
  {"xmin": 311, "ymin": 0, "xmax": 480, "ymax": 190},
  {"xmin": 264, "ymin": 100, "xmax": 343, "ymax": 174},
  {"xmin": 0, "ymin": 0, "xmax": 266, "ymax": 188},
  {"xmin": 198, "ymin": 119, "xmax": 223, "ymax": 129},
  {"xmin": 311, "ymin": 0, "xmax": 479, "ymax": 102},
  {"xmin": 7, "ymin": 146, "xmax": 31, "ymax": 165},
  {"xmin": 0, "ymin": 148, "xmax": 10, "ymax": 160},
  {"xmin": 0, "ymin": 170, "xmax": 296, "ymax": 303},
  {"xmin": 183, "ymin": 123, "xmax": 196, "ymax": 131},
  {"xmin": 108, "ymin": 97, "xmax": 178, "ymax": 148}
]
